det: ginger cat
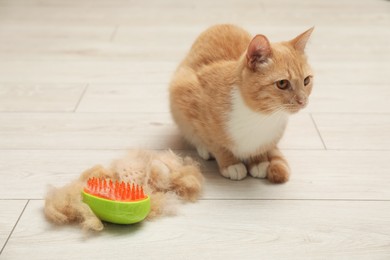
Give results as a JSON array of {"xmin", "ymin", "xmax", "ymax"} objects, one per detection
[{"xmin": 169, "ymin": 24, "xmax": 314, "ymax": 182}]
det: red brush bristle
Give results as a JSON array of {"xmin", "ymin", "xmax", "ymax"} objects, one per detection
[{"xmin": 84, "ymin": 177, "xmax": 147, "ymax": 202}]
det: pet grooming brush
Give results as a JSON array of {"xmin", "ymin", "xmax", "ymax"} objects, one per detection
[{"xmin": 82, "ymin": 177, "xmax": 151, "ymax": 224}]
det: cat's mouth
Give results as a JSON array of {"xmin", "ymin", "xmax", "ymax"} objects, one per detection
[
  {"xmin": 287, "ymin": 107, "xmax": 301, "ymax": 114},
  {"xmin": 285, "ymin": 103, "xmax": 307, "ymax": 114},
  {"xmin": 284, "ymin": 97, "xmax": 309, "ymax": 113}
]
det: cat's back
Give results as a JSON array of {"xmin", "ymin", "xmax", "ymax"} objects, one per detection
[{"xmin": 183, "ymin": 24, "xmax": 252, "ymax": 70}]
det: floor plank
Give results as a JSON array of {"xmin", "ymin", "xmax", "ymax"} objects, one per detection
[
  {"xmin": 0, "ymin": 200, "xmax": 27, "ymax": 254},
  {"xmin": 0, "ymin": 150, "xmax": 122, "ymax": 199},
  {"xmin": 1, "ymin": 150, "xmax": 389, "ymax": 200},
  {"xmin": 307, "ymin": 84, "xmax": 390, "ymax": 113},
  {"xmin": 0, "ymin": 112, "xmax": 186, "ymax": 150},
  {"xmin": 1, "ymin": 0, "xmax": 388, "ymax": 27},
  {"xmin": 0, "ymin": 113, "xmax": 322, "ymax": 150},
  {"xmin": 2, "ymin": 200, "xmax": 390, "ymax": 259},
  {"xmin": 77, "ymin": 84, "xmax": 170, "ymax": 113},
  {"xmin": 313, "ymin": 113, "xmax": 390, "ymax": 150},
  {"xmin": 0, "ymin": 83, "xmax": 86, "ymax": 112},
  {"xmin": 0, "ymin": 61, "xmax": 175, "ymax": 84},
  {"xmin": 0, "ymin": 25, "xmax": 388, "ymax": 62}
]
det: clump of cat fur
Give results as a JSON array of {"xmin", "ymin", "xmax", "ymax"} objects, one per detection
[{"xmin": 44, "ymin": 150, "xmax": 204, "ymax": 231}]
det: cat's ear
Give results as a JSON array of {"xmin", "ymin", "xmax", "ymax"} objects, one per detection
[
  {"xmin": 246, "ymin": 34, "xmax": 272, "ymax": 71},
  {"xmin": 290, "ymin": 27, "xmax": 314, "ymax": 52}
]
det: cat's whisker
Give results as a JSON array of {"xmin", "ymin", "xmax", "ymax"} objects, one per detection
[
  {"xmin": 258, "ymin": 105, "xmax": 286, "ymax": 115},
  {"xmin": 239, "ymin": 106, "xmax": 286, "ymax": 133}
]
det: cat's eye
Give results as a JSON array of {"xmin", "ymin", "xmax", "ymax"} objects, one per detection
[
  {"xmin": 304, "ymin": 76, "xmax": 311, "ymax": 86},
  {"xmin": 276, "ymin": 80, "xmax": 290, "ymax": 90}
]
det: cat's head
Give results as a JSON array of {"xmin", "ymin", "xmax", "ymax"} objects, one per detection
[{"xmin": 239, "ymin": 28, "xmax": 314, "ymax": 114}]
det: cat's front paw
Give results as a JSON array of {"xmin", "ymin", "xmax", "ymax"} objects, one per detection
[
  {"xmin": 267, "ymin": 161, "xmax": 290, "ymax": 183},
  {"xmin": 249, "ymin": 161, "xmax": 269, "ymax": 179},
  {"xmin": 221, "ymin": 163, "xmax": 247, "ymax": 180}
]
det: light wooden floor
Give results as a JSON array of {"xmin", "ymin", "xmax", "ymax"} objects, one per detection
[{"xmin": 1, "ymin": 0, "xmax": 390, "ymax": 259}]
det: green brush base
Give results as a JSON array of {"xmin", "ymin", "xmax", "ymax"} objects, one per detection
[{"xmin": 82, "ymin": 191, "xmax": 151, "ymax": 224}]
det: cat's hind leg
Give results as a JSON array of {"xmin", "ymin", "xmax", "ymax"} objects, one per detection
[{"xmin": 169, "ymin": 67, "xmax": 213, "ymax": 161}]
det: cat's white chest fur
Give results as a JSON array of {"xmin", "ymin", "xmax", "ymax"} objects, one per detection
[{"xmin": 226, "ymin": 87, "xmax": 289, "ymax": 159}]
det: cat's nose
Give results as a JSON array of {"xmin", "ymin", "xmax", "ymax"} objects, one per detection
[{"xmin": 296, "ymin": 97, "xmax": 307, "ymax": 106}]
